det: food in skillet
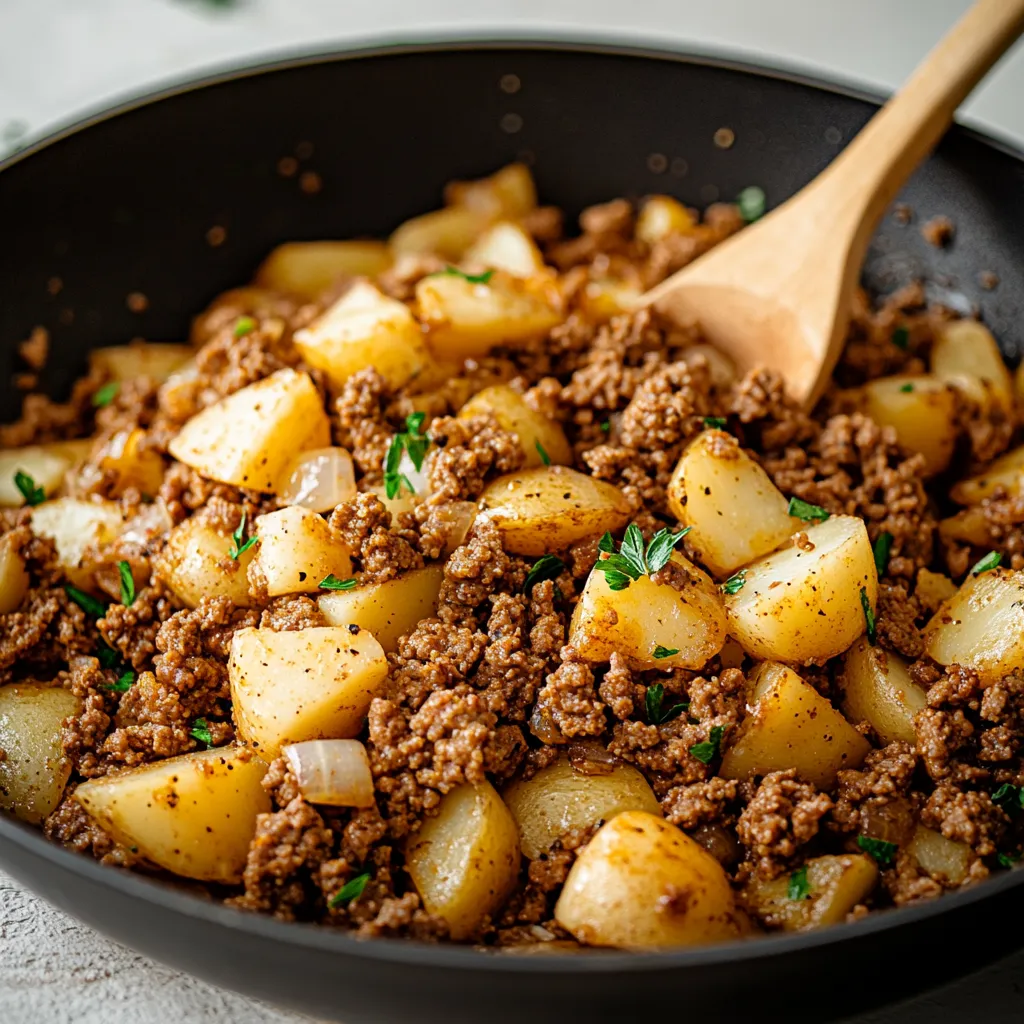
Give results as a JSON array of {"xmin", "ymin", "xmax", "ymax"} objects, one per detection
[{"xmin": 1, "ymin": 163, "xmax": 1022, "ymax": 951}]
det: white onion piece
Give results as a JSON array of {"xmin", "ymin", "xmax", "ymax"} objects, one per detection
[
  {"xmin": 120, "ymin": 501, "xmax": 174, "ymax": 547},
  {"xmin": 278, "ymin": 447, "xmax": 357, "ymax": 512},
  {"xmin": 442, "ymin": 500, "xmax": 478, "ymax": 555},
  {"xmin": 395, "ymin": 448, "xmax": 431, "ymax": 497},
  {"xmin": 284, "ymin": 739, "xmax": 375, "ymax": 807}
]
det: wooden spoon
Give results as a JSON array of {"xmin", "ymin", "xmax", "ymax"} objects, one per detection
[{"xmin": 642, "ymin": 0, "xmax": 1024, "ymax": 407}]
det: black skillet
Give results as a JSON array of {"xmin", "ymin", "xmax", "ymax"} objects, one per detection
[{"xmin": 2, "ymin": 40, "xmax": 1024, "ymax": 1024}]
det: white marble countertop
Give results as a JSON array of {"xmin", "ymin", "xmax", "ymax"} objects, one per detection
[{"xmin": 3, "ymin": 1, "xmax": 1024, "ymax": 1021}]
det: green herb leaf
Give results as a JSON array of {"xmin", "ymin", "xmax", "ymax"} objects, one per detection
[
  {"xmin": 721, "ymin": 570, "xmax": 747, "ymax": 595},
  {"xmin": 593, "ymin": 524, "xmax": 691, "ymax": 590},
  {"xmin": 118, "ymin": 560, "xmax": 136, "ymax": 607},
  {"xmin": 97, "ymin": 642, "xmax": 121, "ymax": 669},
  {"xmin": 66, "ymin": 586, "xmax": 107, "ymax": 618},
  {"xmin": 233, "ymin": 316, "xmax": 257, "ymax": 338},
  {"xmin": 596, "ymin": 566, "xmax": 635, "ymax": 591},
  {"xmin": 524, "ymin": 555, "xmax": 565, "ymax": 595},
  {"xmin": 383, "ymin": 415, "xmax": 430, "ymax": 497},
  {"xmin": 432, "ymin": 266, "xmax": 494, "ymax": 285},
  {"xmin": 872, "ymin": 532, "xmax": 893, "ymax": 577},
  {"xmin": 645, "ymin": 526, "xmax": 691, "ymax": 574},
  {"xmin": 645, "ymin": 683, "xmax": 688, "ymax": 725},
  {"xmin": 703, "ymin": 416, "xmax": 727, "ymax": 430},
  {"xmin": 535, "ymin": 440, "xmax": 551, "ymax": 466},
  {"xmin": 737, "ymin": 186, "xmax": 766, "ymax": 223},
  {"xmin": 997, "ymin": 851, "xmax": 1021, "ymax": 869},
  {"xmin": 652, "ymin": 645, "xmax": 680, "ymax": 660},
  {"xmin": 190, "ymin": 717, "xmax": 213, "ymax": 747},
  {"xmin": 403, "ymin": 413, "xmax": 429, "ymax": 471},
  {"xmin": 891, "ymin": 326, "xmax": 910, "ymax": 351},
  {"xmin": 598, "ymin": 532, "xmax": 616, "ymax": 554},
  {"xmin": 856, "ymin": 835, "xmax": 897, "ymax": 866},
  {"xmin": 319, "ymin": 575, "xmax": 357, "ymax": 591},
  {"xmin": 787, "ymin": 865, "xmax": 812, "ymax": 901},
  {"xmin": 620, "ymin": 523, "xmax": 647, "ymax": 575},
  {"xmin": 599, "ymin": 419, "xmax": 611, "ymax": 433},
  {"xmin": 787, "ymin": 497, "xmax": 830, "ymax": 522},
  {"xmin": 898, "ymin": 382, "xmax": 914, "ymax": 393},
  {"xmin": 330, "ymin": 871, "xmax": 371, "ymax": 908},
  {"xmin": 92, "ymin": 381, "xmax": 120, "ymax": 408},
  {"xmin": 229, "ymin": 511, "xmax": 258, "ymax": 560},
  {"xmin": 14, "ymin": 470, "xmax": 45, "ymax": 506},
  {"xmin": 970, "ymin": 550, "xmax": 1002, "ymax": 575},
  {"xmin": 103, "ymin": 670, "xmax": 135, "ymax": 694},
  {"xmin": 689, "ymin": 725, "xmax": 726, "ymax": 765},
  {"xmin": 860, "ymin": 587, "xmax": 876, "ymax": 645},
  {"xmin": 992, "ymin": 782, "xmax": 1024, "ymax": 810}
]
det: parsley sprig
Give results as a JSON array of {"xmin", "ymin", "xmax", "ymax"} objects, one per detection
[
  {"xmin": 190, "ymin": 718, "xmax": 213, "ymax": 747},
  {"xmin": 384, "ymin": 413, "xmax": 429, "ymax": 500},
  {"xmin": 233, "ymin": 316, "xmax": 256, "ymax": 338},
  {"xmin": 103, "ymin": 670, "xmax": 135, "ymax": 694},
  {"xmin": 92, "ymin": 381, "xmax": 120, "ymax": 408},
  {"xmin": 860, "ymin": 587, "xmax": 876, "ymax": 645},
  {"xmin": 118, "ymin": 560, "xmax": 136, "ymax": 606},
  {"xmin": 721, "ymin": 570, "xmax": 747, "ymax": 595},
  {"xmin": 66, "ymin": 586, "xmax": 107, "ymax": 618},
  {"xmin": 594, "ymin": 524, "xmax": 691, "ymax": 591},
  {"xmin": 14, "ymin": 470, "xmax": 45, "ymax": 506},
  {"xmin": 229, "ymin": 511, "xmax": 258, "ymax": 560},
  {"xmin": 970, "ymin": 550, "xmax": 1002, "ymax": 576},
  {"xmin": 856, "ymin": 835, "xmax": 897, "ymax": 866},
  {"xmin": 787, "ymin": 865, "xmax": 811, "ymax": 901},
  {"xmin": 703, "ymin": 416, "xmax": 727, "ymax": 430},
  {"xmin": 898, "ymin": 382, "xmax": 914, "ymax": 393},
  {"xmin": 319, "ymin": 575, "xmax": 357, "ymax": 591},
  {"xmin": 737, "ymin": 186, "xmax": 766, "ymax": 223},
  {"xmin": 993, "ymin": 783, "xmax": 1024, "ymax": 811},
  {"xmin": 787, "ymin": 497, "xmax": 830, "ymax": 522},
  {"xmin": 891, "ymin": 326, "xmax": 910, "ymax": 351},
  {"xmin": 689, "ymin": 725, "xmax": 726, "ymax": 765},
  {"xmin": 431, "ymin": 266, "xmax": 494, "ymax": 285},
  {"xmin": 535, "ymin": 440, "xmax": 551, "ymax": 466},
  {"xmin": 652, "ymin": 645, "xmax": 680, "ymax": 660},
  {"xmin": 872, "ymin": 532, "xmax": 893, "ymax": 577},
  {"xmin": 645, "ymin": 683, "xmax": 688, "ymax": 725},
  {"xmin": 524, "ymin": 555, "xmax": 564, "ymax": 595},
  {"xmin": 330, "ymin": 872, "xmax": 370, "ymax": 908}
]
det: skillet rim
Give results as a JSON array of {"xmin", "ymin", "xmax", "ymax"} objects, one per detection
[{"xmin": 2, "ymin": 32, "xmax": 1024, "ymax": 976}]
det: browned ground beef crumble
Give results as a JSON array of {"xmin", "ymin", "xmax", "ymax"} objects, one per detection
[{"xmin": 2, "ymin": 179, "xmax": 1022, "ymax": 949}]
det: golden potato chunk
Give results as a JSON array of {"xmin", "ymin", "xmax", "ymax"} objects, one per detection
[
  {"xmin": 840, "ymin": 637, "xmax": 928, "ymax": 745},
  {"xmin": 907, "ymin": 825, "xmax": 972, "ymax": 885},
  {"xmin": 406, "ymin": 781, "xmax": 521, "ymax": 940},
  {"xmin": 950, "ymin": 443, "xmax": 1024, "ymax": 505},
  {"xmin": 576, "ymin": 278, "xmax": 643, "ymax": 323},
  {"xmin": 229, "ymin": 626, "xmax": 388, "ymax": 759},
  {"xmin": 167, "ymin": 368, "xmax": 330, "ymax": 492},
  {"xmin": 445, "ymin": 163, "xmax": 537, "ymax": 220},
  {"xmin": 97, "ymin": 428, "xmax": 165, "ymax": 496},
  {"xmin": 555, "ymin": 811, "xmax": 746, "ymax": 949},
  {"xmin": 931, "ymin": 319, "xmax": 1012, "ymax": 410},
  {"xmin": 720, "ymin": 663, "xmax": 870, "ymax": 789},
  {"xmin": 318, "ymin": 565, "xmax": 443, "ymax": 653},
  {"xmin": 916, "ymin": 568, "xmax": 958, "ymax": 612},
  {"xmin": 389, "ymin": 206, "xmax": 493, "ymax": 260},
  {"xmin": 293, "ymin": 280, "xmax": 434, "ymax": 391},
  {"xmin": 724, "ymin": 515, "xmax": 877, "ymax": 664},
  {"xmin": 30, "ymin": 498, "xmax": 123, "ymax": 590},
  {"xmin": 0, "ymin": 683, "xmax": 81, "ymax": 824},
  {"xmin": 0, "ymin": 445, "xmax": 76, "ymax": 507},
  {"xmin": 75, "ymin": 746, "xmax": 269, "ymax": 883},
  {"xmin": 635, "ymin": 195, "xmax": 696, "ymax": 245},
  {"xmin": 667, "ymin": 430, "xmax": 795, "ymax": 577},
  {"xmin": 256, "ymin": 241, "xmax": 392, "ymax": 299},
  {"xmin": 503, "ymin": 756, "xmax": 660, "ymax": 860},
  {"xmin": 923, "ymin": 567, "xmax": 1024, "ymax": 682},
  {"xmin": 478, "ymin": 467, "xmax": 630, "ymax": 556},
  {"xmin": 153, "ymin": 516, "xmax": 255, "ymax": 609},
  {"xmin": 89, "ymin": 342, "xmax": 192, "ymax": 383},
  {"xmin": 458, "ymin": 385, "xmax": 572, "ymax": 468},
  {"xmin": 0, "ymin": 535, "xmax": 29, "ymax": 614},
  {"xmin": 569, "ymin": 552, "xmax": 726, "ymax": 670},
  {"xmin": 464, "ymin": 221, "xmax": 546, "ymax": 278}
]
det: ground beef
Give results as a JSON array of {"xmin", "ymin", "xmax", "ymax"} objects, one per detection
[
  {"xmin": 329, "ymin": 492, "xmax": 423, "ymax": 583},
  {"xmin": 662, "ymin": 777, "xmax": 739, "ymax": 831},
  {"xmin": 333, "ymin": 368, "xmax": 394, "ymax": 479},
  {"xmin": 259, "ymin": 595, "xmax": 326, "ymax": 632},
  {"xmin": 43, "ymin": 792, "xmax": 142, "ymax": 867},
  {"xmin": 426, "ymin": 414, "xmax": 524, "ymax": 502},
  {"xmin": 99, "ymin": 581, "xmax": 176, "ymax": 670}
]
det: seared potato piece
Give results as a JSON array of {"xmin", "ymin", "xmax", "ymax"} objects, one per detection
[
  {"xmin": 636, "ymin": 195, "xmax": 696, "ymax": 245},
  {"xmin": 907, "ymin": 825, "xmax": 971, "ymax": 885},
  {"xmin": 478, "ymin": 467, "xmax": 630, "ymax": 556},
  {"xmin": 720, "ymin": 663, "xmax": 870, "ymax": 789},
  {"xmin": 855, "ymin": 375, "xmax": 958, "ymax": 476},
  {"xmin": 30, "ymin": 498, "xmax": 123, "ymax": 590},
  {"xmin": 744, "ymin": 854, "xmax": 878, "ymax": 931},
  {"xmin": 555, "ymin": 811, "xmax": 745, "ymax": 950},
  {"xmin": 932, "ymin": 319, "xmax": 1012, "ymax": 410},
  {"xmin": 445, "ymin": 163, "xmax": 537, "ymax": 220},
  {"xmin": 293, "ymin": 280, "xmax": 434, "ymax": 391},
  {"xmin": 458, "ymin": 385, "xmax": 572, "ymax": 468},
  {"xmin": 916, "ymin": 568, "xmax": 957, "ymax": 612},
  {"xmin": 503, "ymin": 756, "xmax": 660, "ymax": 860},
  {"xmin": 256, "ymin": 241, "xmax": 392, "ymax": 299},
  {"xmin": 923, "ymin": 568, "xmax": 1024, "ymax": 682},
  {"xmin": 0, "ymin": 683, "xmax": 81, "ymax": 824},
  {"xmin": 229, "ymin": 626, "xmax": 388, "ymax": 759},
  {"xmin": 390, "ymin": 206, "xmax": 493, "ymax": 260},
  {"xmin": 168, "ymin": 368, "xmax": 330, "ymax": 492},
  {"xmin": 937, "ymin": 506, "xmax": 988, "ymax": 546},
  {"xmin": 0, "ymin": 445, "xmax": 76, "ymax": 507},
  {"xmin": 248, "ymin": 505, "xmax": 353, "ymax": 599},
  {"xmin": 667, "ymin": 430, "xmax": 795, "ymax": 577},
  {"xmin": 318, "ymin": 565, "xmax": 443, "ymax": 653},
  {"xmin": 406, "ymin": 781, "xmax": 521, "ymax": 940},
  {"xmin": 153, "ymin": 516, "xmax": 255, "ymax": 608},
  {"xmin": 465, "ymin": 221, "xmax": 545, "ymax": 278},
  {"xmin": 724, "ymin": 515, "xmax": 877, "ymax": 664},
  {"xmin": 75, "ymin": 746, "xmax": 269, "ymax": 883},
  {"xmin": 951, "ymin": 443, "xmax": 1024, "ymax": 505},
  {"xmin": 577, "ymin": 278, "xmax": 644, "ymax": 322},
  {"xmin": 840, "ymin": 638, "xmax": 928, "ymax": 745},
  {"xmin": 97, "ymin": 428, "xmax": 165, "ymax": 496},
  {"xmin": 570, "ymin": 552, "xmax": 726, "ymax": 670},
  {"xmin": 416, "ymin": 272, "xmax": 561, "ymax": 361},
  {"xmin": 89, "ymin": 342, "xmax": 192, "ymax": 383},
  {"xmin": 0, "ymin": 535, "xmax": 29, "ymax": 614}
]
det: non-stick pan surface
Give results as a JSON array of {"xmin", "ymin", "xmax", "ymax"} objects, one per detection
[{"xmin": 2, "ymin": 40, "xmax": 1024, "ymax": 1024}]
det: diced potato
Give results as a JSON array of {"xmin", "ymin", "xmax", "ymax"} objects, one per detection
[
  {"xmin": 855, "ymin": 375, "xmax": 958, "ymax": 476},
  {"xmin": 293, "ymin": 280, "xmax": 435, "ymax": 391},
  {"xmin": 458, "ymin": 385, "xmax": 572, "ymax": 468},
  {"xmin": 152, "ymin": 516, "xmax": 255, "ymax": 608},
  {"xmin": 416, "ymin": 272, "xmax": 561, "ymax": 361},
  {"xmin": 570, "ymin": 552, "xmax": 726, "ymax": 670},
  {"xmin": 907, "ymin": 825, "xmax": 971, "ymax": 885},
  {"xmin": 916, "ymin": 568, "xmax": 958, "ymax": 612},
  {"xmin": 277, "ymin": 447, "xmax": 357, "ymax": 512},
  {"xmin": 577, "ymin": 279, "xmax": 643, "ymax": 322},
  {"xmin": 390, "ymin": 206, "xmax": 493, "ymax": 260},
  {"xmin": 97, "ymin": 428, "xmax": 165, "ymax": 496},
  {"xmin": 478, "ymin": 467, "xmax": 631, "ymax": 556},
  {"xmin": 724, "ymin": 515, "xmax": 877, "ymax": 664},
  {"xmin": 89, "ymin": 342, "xmax": 192, "ymax": 383},
  {"xmin": 667, "ymin": 430, "xmax": 795, "ymax": 577},
  {"xmin": 318, "ymin": 565, "xmax": 443, "ymax": 653},
  {"xmin": 931, "ymin": 319, "xmax": 1012, "ymax": 410},
  {"xmin": 248, "ymin": 505, "xmax": 352, "ymax": 599},
  {"xmin": 503, "ymin": 756, "xmax": 661, "ymax": 860},
  {"xmin": 0, "ymin": 446, "xmax": 74, "ymax": 507},
  {"xmin": 678, "ymin": 343, "xmax": 737, "ymax": 390},
  {"xmin": 923, "ymin": 568, "xmax": 1024, "ymax": 682},
  {"xmin": 636, "ymin": 195, "xmax": 696, "ymax": 245},
  {"xmin": 744, "ymin": 854, "xmax": 878, "ymax": 932},
  {"xmin": 75, "ymin": 746, "xmax": 269, "ymax": 883},
  {"xmin": 256, "ymin": 241, "xmax": 392, "ymax": 299},
  {"xmin": 950, "ymin": 444, "xmax": 1024, "ymax": 505},
  {"xmin": 167, "ymin": 368, "xmax": 330, "ymax": 492},
  {"xmin": 937, "ymin": 507, "xmax": 988, "ymax": 546},
  {"xmin": 229, "ymin": 626, "xmax": 388, "ymax": 759},
  {"xmin": 840, "ymin": 637, "xmax": 928, "ymax": 745},
  {"xmin": 0, "ymin": 683, "xmax": 81, "ymax": 824},
  {"xmin": 720, "ymin": 663, "xmax": 871, "ymax": 789},
  {"xmin": 0, "ymin": 535, "xmax": 29, "ymax": 614},
  {"xmin": 30, "ymin": 498, "xmax": 123, "ymax": 590},
  {"xmin": 445, "ymin": 163, "xmax": 538, "ymax": 220},
  {"xmin": 554, "ymin": 811, "xmax": 746, "ymax": 950},
  {"xmin": 406, "ymin": 781, "xmax": 521, "ymax": 940},
  {"xmin": 464, "ymin": 221, "xmax": 546, "ymax": 278}
]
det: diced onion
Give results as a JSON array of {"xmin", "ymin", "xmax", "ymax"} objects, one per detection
[
  {"xmin": 395, "ymin": 448, "xmax": 431, "ymax": 497},
  {"xmin": 441, "ymin": 500, "xmax": 478, "ymax": 554},
  {"xmin": 283, "ymin": 739, "xmax": 375, "ymax": 807},
  {"xmin": 120, "ymin": 502, "xmax": 174, "ymax": 547},
  {"xmin": 278, "ymin": 447, "xmax": 357, "ymax": 512}
]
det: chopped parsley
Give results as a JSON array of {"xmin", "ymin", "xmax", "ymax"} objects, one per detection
[
  {"xmin": 384, "ymin": 412, "xmax": 430, "ymax": 500},
  {"xmin": 14, "ymin": 470, "xmax": 45, "ymax": 506},
  {"xmin": 97, "ymin": 642, "xmax": 121, "ymax": 669},
  {"xmin": 599, "ymin": 420, "xmax": 611, "ymax": 434},
  {"xmin": 330, "ymin": 871, "xmax": 370, "ymax": 908},
  {"xmin": 898, "ymin": 382, "xmax": 914, "ymax": 393},
  {"xmin": 593, "ymin": 524, "xmax": 691, "ymax": 591},
  {"xmin": 103, "ymin": 670, "xmax": 135, "ymax": 694},
  {"xmin": 787, "ymin": 497, "xmax": 830, "ymax": 522},
  {"xmin": 652, "ymin": 645, "xmax": 680, "ymax": 660},
  {"xmin": 319, "ymin": 574, "xmax": 357, "ymax": 591},
  {"xmin": 970, "ymin": 550, "xmax": 1002, "ymax": 575},
  {"xmin": 992, "ymin": 783, "xmax": 1024, "ymax": 811},
  {"xmin": 190, "ymin": 717, "xmax": 213, "ymax": 747},
  {"xmin": 891, "ymin": 326, "xmax": 910, "ymax": 351},
  {"xmin": 535, "ymin": 440, "xmax": 551, "ymax": 466},
  {"xmin": 229, "ymin": 511, "xmax": 258, "ymax": 560},
  {"xmin": 92, "ymin": 381, "xmax": 120, "ymax": 408},
  {"xmin": 523, "ymin": 555, "xmax": 564, "ymax": 595},
  {"xmin": 737, "ymin": 185, "xmax": 766, "ymax": 223},
  {"xmin": 856, "ymin": 835, "xmax": 897, "ymax": 866},
  {"xmin": 233, "ymin": 316, "xmax": 257, "ymax": 338},
  {"xmin": 860, "ymin": 587, "xmax": 876, "ymax": 645},
  {"xmin": 65, "ymin": 586, "xmax": 106, "ymax": 618},
  {"xmin": 118, "ymin": 560, "xmax": 136, "ymax": 606},
  {"xmin": 689, "ymin": 725, "xmax": 725, "ymax": 765},
  {"xmin": 721, "ymin": 570, "xmax": 747, "ymax": 595},
  {"xmin": 997, "ymin": 851, "xmax": 1021, "ymax": 869},
  {"xmin": 872, "ymin": 532, "xmax": 893, "ymax": 577},
  {"xmin": 645, "ymin": 683, "xmax": 688, "ymax": 725},
  {"xmin": 787, "ymin": 865, "xmax": 812, "ymax": 901},
  {"xmin": 703, "ymin": 416, "xmax": 727, "ymax": 430},
  {"xmin": 431, "ymin": 266, "xmax": 494, "ymax": 285}
]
